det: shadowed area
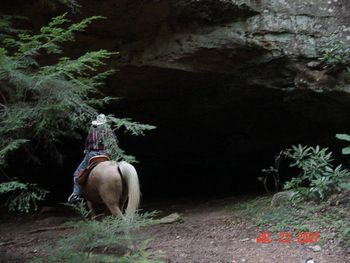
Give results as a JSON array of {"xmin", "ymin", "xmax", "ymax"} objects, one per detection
[{"xmin": 2, "ymin": 0, "xmax": 350, "ymax": 204}]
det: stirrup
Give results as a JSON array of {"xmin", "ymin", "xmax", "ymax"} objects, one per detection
[{"xmin": 68, "ymin": 193, "xmax": 83, "ymax": 203}]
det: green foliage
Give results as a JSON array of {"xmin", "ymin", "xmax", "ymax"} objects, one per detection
[
  {"xmin": 0, "ymin": 13, "xmax": 155, "ymax": 166},
  {"xmin": 108, "ymin": 116, "xmax": 156, "ymax": 136},
  {"xmin": 112, "ymin": 148, "xmax": 138, "ymax": 164},
  {"xmin": 321, "ymin": 38, "xmax": 350, "ymax": 72},
  {"xmin": 0, "ymin": 13, "xmax": 114, "ymax": 167},
  {"xmin": 0, "ymin": 13, "xmax": 155, "ymax": 212},
  {"xmin": 0, "ymin": 139, "xmax": 29, "ymax": 166},
  {"xmin": 101, "ymin": 118, "xmax": 155, "ymax": 163},
  {"xmin": 108, "ymin": 117, "xmax": 156, "ymax": 162},
  {"xmin": 31, "ymin": 213, "xmax": 163, "ymax": 263},
  {"xmin": 60, "ymin": 213, "xmax": 158, "ymax": 252},
  {"xmin": 0, "ymin": 180, "xmax": 48, "ymax": 212},
  {"xmin": 283, "ymin": 145, "xmax": 350, "ymax": 201},
  {"xmin": 335, "ymin": 133, "xmax": 350, "ymax": 155}
]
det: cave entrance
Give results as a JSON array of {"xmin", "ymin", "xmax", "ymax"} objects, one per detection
[
  {"xmin": 10, "ymin": 67, "xmax": 350, "ymax": 204},
  {"xmin": 101, "ymin": 66, "xmax": 350, "ymax": 200}
]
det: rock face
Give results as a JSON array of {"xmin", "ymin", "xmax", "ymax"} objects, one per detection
[
  {"xmin": 81, "ymin": 0, "xmax": 350, "ymax": 93},
  {"xmin": 138, "ymin": 2, "xmax": 340, "ymax": 79},
  {"xmin": 26, "ymin": 0, "xmax": 345, "ymax": 95},
  {"xmin": 3, "ymin": 0, "xmax": 350, "ymax": 197}
]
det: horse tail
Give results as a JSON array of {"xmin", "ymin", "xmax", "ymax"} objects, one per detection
[{"xmin": 118, "ymin": 161, "xmax": 141, "ymax": 218}]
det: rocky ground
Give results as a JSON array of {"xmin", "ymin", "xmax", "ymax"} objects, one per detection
[{"xmin": 0, "ymin": 196, "xmax": 349, "ymax": 263}]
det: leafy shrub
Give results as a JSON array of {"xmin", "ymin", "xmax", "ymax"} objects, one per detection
[
  {"xmin": 321, "ymin": 38, "xmax": 350, "ymax": 72},
  {"xmin": 283, "ymin": 145, "xmax": 350, "ymax": 201},
  {"xmin": 335, "ymin": 133, "xmax": 350, "ymax": 155}
]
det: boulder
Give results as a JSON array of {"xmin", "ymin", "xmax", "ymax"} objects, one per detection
[
  {"xmin": 271, "ymin": 190, "xmax": 296, "ymax": 207},
  {"xmin": 159, "ymin": 212, "xmax": 183, "ymax": 224}
]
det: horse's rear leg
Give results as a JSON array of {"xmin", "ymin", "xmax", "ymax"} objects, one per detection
[
  {"xmin": 87, "ymin": 200, "xmax": 97, "ymax": 215},
  {"xmin": 105, "ymin": 202, "xmax": 123, "ymax": 217},
  {"xmin": 99, "ymin": 190, "xmax": 122, "ymax": 217},
  {"xmin": 101, "ymin": 192, "xmax": 135, "ymax": 250},
  {"xmin": 87, "ymin": 200, "xmax": 103, "ymax": 220},
  {"xmin": 99, "ymin": 187, "xmax": 123, "ymax": 217}
]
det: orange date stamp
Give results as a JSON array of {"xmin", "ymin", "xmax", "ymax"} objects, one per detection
[{"xmin": 256, "ymin": 231, "xmax": 319, "ymax": 244}]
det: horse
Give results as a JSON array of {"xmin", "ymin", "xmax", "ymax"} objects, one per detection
[{"xmin": 82, "ymin": 160, "xmax": 140, "ymax": 219}]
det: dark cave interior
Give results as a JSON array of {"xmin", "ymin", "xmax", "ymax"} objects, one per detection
[{"xmin": 5, "ymin": 66, "xmax": 350, "ymax": 205}]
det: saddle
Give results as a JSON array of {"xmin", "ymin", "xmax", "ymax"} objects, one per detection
[{"xmin": 76, "ymin": 155, "xmax": 110, "ymax": 186}]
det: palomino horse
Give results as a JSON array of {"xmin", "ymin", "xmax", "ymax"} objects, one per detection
[{"xmin": 82, "ymin": 161, "xmax": 140, "ymax": 218}]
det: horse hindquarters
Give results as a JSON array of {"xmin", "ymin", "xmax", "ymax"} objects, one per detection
[
  {"xmin": 84, "ymin": 161, "xmax": 140, "ymax": 218},
  {"xmin": 86, "ymin": 161, "xmax": 123, "ymax": 217}
]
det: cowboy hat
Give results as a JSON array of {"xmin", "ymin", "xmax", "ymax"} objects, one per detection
[{"xmin": 92, "ymin": 114, "xmax": 107, "ymax": 126}]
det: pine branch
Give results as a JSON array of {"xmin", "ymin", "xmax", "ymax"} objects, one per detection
[
  {"xmin": 4, "ymin": 14, "xmax": 105, "ymax": 63},
  {"xmin": 108, "ymin": 116, "xmax": 156, "ymax": 136}
]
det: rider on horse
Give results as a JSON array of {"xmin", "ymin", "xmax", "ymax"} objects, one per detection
[{"xmin": 68, "ymin": 113, "xmax": 118, "ymax": 203}]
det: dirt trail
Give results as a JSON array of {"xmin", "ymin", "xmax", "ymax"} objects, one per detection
[
  {"xmin": 145, "ymin": 197, "xmax": 350, "ymax": 263},
  {"xmin": 0, "ymin": 197, "xmax": 349, "ymax": 263},
  {"xmin": 0, "ymin": 212, "xmax": 76, "ymax": 263}
]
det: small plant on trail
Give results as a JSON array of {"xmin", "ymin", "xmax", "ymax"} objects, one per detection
[
  {"xmin": 283, "ymin": 145, "xmax": 350, "ymax": 201},
  {"xmin": 31, "ymin": 212, "xmax": 163, "ymax": 263},
  {"xmin": 64, "ymin": 199, "xmax": 91, "ymax": 219},
  {"xmin": 259, "ymin": 151, "xmax": 283, "ymax": 195}
]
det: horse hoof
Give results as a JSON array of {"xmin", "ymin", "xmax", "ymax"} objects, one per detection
[{"xmin": 91, "ymin": 213, "xmax": 104, "ymax": 220}]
